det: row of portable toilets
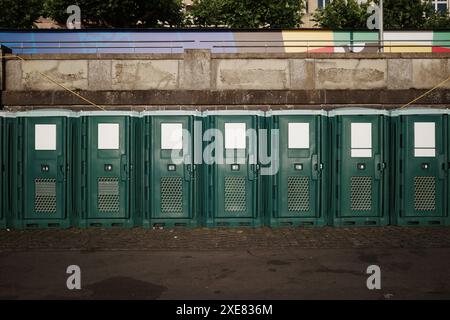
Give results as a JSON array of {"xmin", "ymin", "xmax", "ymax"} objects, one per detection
[{"xmin": 0, "ymin": 108, "xmax": 449, "ymax": 229}]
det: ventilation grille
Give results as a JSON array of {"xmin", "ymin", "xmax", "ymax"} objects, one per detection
[
  {"xmin": 414, "ymin": 176, "xmax": 436, "ymax": 211},
  {"xmin": 288, "ymin": 176, "xmax": 310, "ymax": 212},
  {"xmin": 350, "ymin": 176, "xmax": 372, "ymax": 211},
  {"xmin": 35, "ymin": 179, "xmax": 56, "ymax": 213},
  {"xmin": 98, "ymin": 177, "xmax": 120, "ymax": 212},
  {"xmin": 225, "ymin": 177, "xmax": 246, "ymax": 212},
  {"xmin": 160, "ymin": 177, "xmax": 183, "ymax": 213}
]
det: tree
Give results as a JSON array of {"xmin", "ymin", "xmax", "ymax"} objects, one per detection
[
  {"xmin": 425, "ymin": 12, "xmax": 450, "ymax": 29},
  {"xmin": 312, "ymin": 0, "xmax": 371, "ymax": 29},
  {"xmin": 189, "ymin": 0, "xmax": 228, "ymax": 27},
  {"xmin": 190, "ymin": 0, "xmax": 305, "ymax": 28},
  {"xmin": 0, "ymin": 0, "xmax": 43, "ymax": 28},
  {"xmin": 43, "ymin": 0, "xmax": 185, "ymax": 28},
  {"xmin": 382, "ymin": 0, "xmax": 431, "ymax": 29}
]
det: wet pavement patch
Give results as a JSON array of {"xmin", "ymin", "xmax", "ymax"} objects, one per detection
[
  {"xmin": 85, "ymin": 276, "xmax": 167, "ymax": 300},
  {"xmin": 267, "ymin": 260, "xmax": 291, "ymax": 266}
]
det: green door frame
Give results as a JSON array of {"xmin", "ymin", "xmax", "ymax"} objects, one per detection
[
  {"xmin": 330, "ymin": 109, "xmax": 390, "ymax": 227},
  {"xmin": 141, "ymin": 111, "xmax": 201, "ymax": 228},
  {"xmin": 204, "ymin": 111, "xmax": 263, "ymax": 227},
  {"xmin": 267, "ymin": 110, "xmax": 328, "ymax": 227},
  {"xmin": 76, "ymin": 111, "xmax": 137, "ymax": 228},
  {"xmin": 12, "ymin": 110, "xmax": 74, "ymax": 229},
  {"xmin": 392, "ymin": 108, "xmax": 449, "ymax": 226}
]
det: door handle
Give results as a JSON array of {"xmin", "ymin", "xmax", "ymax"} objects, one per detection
[
  {"xmin": 438, "ymin": 154, "xmax": 445, "ymax": 180},
  {"xmin": 57, "ymin": 156, "xmax": 65, "ymax": 182},
  {"xmin": 185, "ymin": 164, "xmax": 195, "ymax": 181},
  {"xmin": 312, "ymin": 154, "xmax": 319, "ymax": 180},
  {"xmin": 247, "ymin": 154, "xmax": 258, "ymax": 181},
  {"xmin": 374, "ymin": 154, "xmax": 382, "ymax": 180},
  {"xmin": 120, "ymin": 154, "xmax": 127, "ymax": 181}
]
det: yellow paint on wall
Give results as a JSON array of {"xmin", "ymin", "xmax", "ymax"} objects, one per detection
[
  {"xmin": 385, "ymin": 42, "xmax": 432, "ymax": 53},
  {"xmin": 282, "ymin": 30, "xmax": 334, "ymax": 53}
]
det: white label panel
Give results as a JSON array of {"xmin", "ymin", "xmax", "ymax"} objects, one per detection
[
  {"xmin": 161, "ymin": 123, "xmax": 183, "ymax": 150},
  {"xmin": 415, "ymin": 148, "xmax": 436, "ymax": 157},
  {"xmin": 35, "ymin": 124, "xmax": 56, "ymax": 150},
  {"xmin": 225, "ymin": 123, "xmax": 246, "ymax": 149},
  {"xmin": 351, "ymin": 149, "xmax": 372, "ymax": 158},
  {"xmin": 351, "ymin": 123, "xmax": 372, "ymax": 149},
  {"xmin": 98, "ymin": 123, "xmax": 120, "ymax": 150},
  {"xmin": 414, "ymin": 122, "xmax": 435, "ymax": 148},
  {"xmin": 288, "ymin": 122, "xmax": 309, "ymax": 149}
]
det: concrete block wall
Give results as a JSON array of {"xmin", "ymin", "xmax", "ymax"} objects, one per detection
[{"xmin": 2, "ymin": 50, "xmax": 450, "ymax": 109}]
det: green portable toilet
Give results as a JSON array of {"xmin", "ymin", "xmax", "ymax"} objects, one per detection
[
  {"xmin": 139, "ymin": 111, "xmax": 201, "ymax": 228},
  {"xmin": 266, "ymin": 110, "xmax": 328, "ymax": 227},
  {"xmin": 0, "ymin": 112, "xmax": 15, "ymax": 229},
  {"xmin": 391, "ymin": 108, "xmax": 449, "ymax": 226},
  {"xmin": 203, "ymin": 110, "xmax": 264, "ymax": 227},
  {"xmin": 12, "ymin": 110, "xmax": 75, "ymax": 229},
  {"xmin": 329, "ymin": 108, "xmax": 389, "ymax": 226},
  {"xmin": 75, "ymin": 111, "xmax": 137, "ymax": 228}
]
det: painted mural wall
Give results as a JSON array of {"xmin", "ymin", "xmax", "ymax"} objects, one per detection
[{"xmin": 0, "ymin": 30, "xmax": 449, "ymax": 54}]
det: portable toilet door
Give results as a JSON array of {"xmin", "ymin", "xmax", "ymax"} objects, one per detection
[
  {"xmin": 77, "ymin": 111, "xmax": 137, "ymax": 228},
  {"xmin": 12, "ymin": 110, "xmax": 75, "ymax": 229},
  {"xmin": 203, "ymin": 111, "xmax": 264, "ymax": 227},
  {"xmin": 329, "ymin": 108, "xmax": 390, "ymax": 227},
  {"xmin": 141, "ymin": 111, "xmax": 201, "ymax": 228},
  {"xmin": 391, "ymin": 108, "xmax": 448, "ymax": 226},
  {"xmin": 266, "ymin": 110, "xmax": 328, "ymax": 227}
]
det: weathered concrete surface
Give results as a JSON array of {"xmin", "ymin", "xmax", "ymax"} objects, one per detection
[
  {"xmin": 111, "ymin": 60, "xmax": 179, "ymax": 90},
  {"xmin": 88, "ymin": 60, "xmax": 112, "ymax": 90},
  {"xmin": 214, "ymin": 59, "xmax": 290, "ymax": 90},
  {"xmin": 0, "ymin": 248, "xmax": 449, "ymax": 299},
  {"xmin": 387, "ymin": 59, "xmax": 413, "ymax": 90},
  {"xmin": 412, "ymin": 59, "xmax": 450, "ymax": 89},
  {"xmin": 21, "ymin": 60, "xmax": 88, "ymax": 90},
  {"xmin": 3, "ymin": 89, "xmax": 450, "ymax": 109},
  {"xmin": 181, "ymin": 49, "xmax": 211, "ymax": 90},
  {"xmin": 2, "ymin": 51, "xmax": 450, "ymax": 109},
  {"xmin": 4, "ymin": 60, "xmax": 23, "ymax": 91},
  {"xmin": 315, "ymin": 59, "xmax": 387, "ymax": 90},
  {"xmin": 290, "ymin": 59, "xmax": 315, "ymax": 90}
]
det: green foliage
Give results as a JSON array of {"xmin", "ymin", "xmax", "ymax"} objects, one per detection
[
  {"xmin": 312, "ymin": 0, "xmax": 371, "ymax": 29},
  {"xmin": 190, "ymin": 0, "xmax": 305, "ymax": 28},
  {"xmin": 313, "ymin": 0, "xmax": 450, "ymax": 30},
  {"xmin": 43, "ymin": 0, "xmax": 184, "ymax": 28},
  {"xmin": 382, "ymin": 0, "xmax": 430, "ymax": 29},
  {"xmin": 425, "ymin": 12, "xmax": 450, "ymax": 29},
  {"xmin": 0, "ymin": 0, "xmax": 43, "ymax": 28}
]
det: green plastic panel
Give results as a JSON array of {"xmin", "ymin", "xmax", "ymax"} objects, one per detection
[
  {"xmin": 76, "ymin": 115, "xmax": 135, "ymax": 228},
  {"xmin": 393, "ymin": 114, "xmax": 449, "ymax": 226},
  {"xmin": 13, "ymin": 116, "xmax": 72, "ymax": 229},
  {"xmin": 141, "ymin": 114, "xmax": 200, "ymax": 228},
  {"xmin": 204, "ymin": 114, "xmax": 263, "ymax": 227},
  {"xmin": 267, "ymin": 114, "xmax": 328, "ymax": 227},
  {"xmin": 331, "ymin": 114, "xmax": 390, "ymax": 226}
]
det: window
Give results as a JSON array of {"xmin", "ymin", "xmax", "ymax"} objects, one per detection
[
  {"xmin": 35, "ymin": 124, "xmax": 56, "ymax": 150},
  {"xmin": 432, "ymin": 0, "xmax": 448, "ymax": 14},
  {"xmin": 98, "ymin": 123, "xmax": 120, "ymax": 150},
  {"xmin": 351, "ymin": 123, "xmax": 372, "ymax": 158},
  {"xmin": 318, "ymin": 0, "xmax": 331, "ymax": 9},
  {"xmin": 414, "ymin": 122, "xmax": 436, "ymax": 157},
  {"xmin": 225, "ymin": 123, "xmax": 246, "ymax": 149},
  {"xmin": 161, "ymin": 123, "xmax": 183, "ymax": 150},
  {"xmin": 288, "ymin": 123, "xmax": 309, "ymax": 149}
]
